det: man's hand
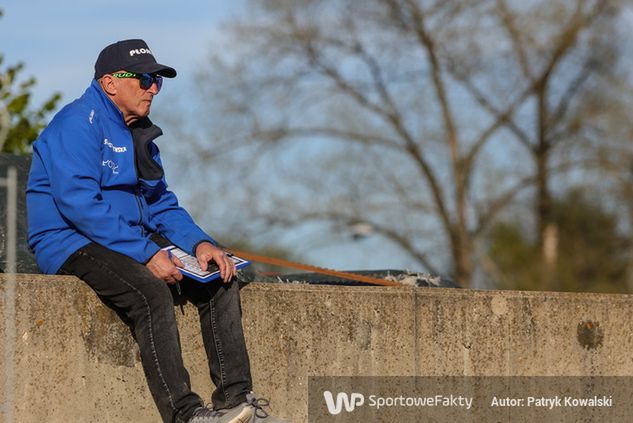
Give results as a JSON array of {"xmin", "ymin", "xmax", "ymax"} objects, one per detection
[
  {"xmin": 196, "ymin": 242, "xmax": 236, "ymax": 283},
  {"xmin": 146, "ymin": 250, "xmax": 184, "ymax": 284}
]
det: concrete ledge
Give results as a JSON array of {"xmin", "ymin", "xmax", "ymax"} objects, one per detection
[{"xmin": 2, "ymin": 275, "xmax": 632, "ymax": 422}]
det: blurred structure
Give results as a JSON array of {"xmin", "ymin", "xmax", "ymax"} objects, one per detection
[{"xmin": 0, "ymin": 154, "xmax": 37, "ymax": 273}]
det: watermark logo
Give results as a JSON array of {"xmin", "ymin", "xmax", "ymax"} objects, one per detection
[{"xmin": 323, "ymin": 391, "xmax": 365, "ymax": 415}]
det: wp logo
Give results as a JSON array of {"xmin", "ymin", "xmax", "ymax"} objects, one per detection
[{"xmin": 323, "ymin": 391, "xmax": 365, "ymax": 415}]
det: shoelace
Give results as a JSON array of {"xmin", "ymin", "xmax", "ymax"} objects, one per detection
[{"xmin": 246, "ymin": 395, "xmax": 271, "ymax": 419}]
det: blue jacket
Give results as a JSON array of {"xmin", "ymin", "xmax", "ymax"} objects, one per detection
[{"xmin": 27, "ymin": 79, "xmax": 215, "ymax": 274}]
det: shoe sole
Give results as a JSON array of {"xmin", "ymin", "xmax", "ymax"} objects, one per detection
[{"xmin": 229, "ymin": 407, "xmax": 253, "ymax": 423}]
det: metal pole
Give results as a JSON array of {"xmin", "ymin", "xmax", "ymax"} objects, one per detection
[
  {"xmin": 2, "ymin": 165, "xmax": 17, "ymax": 423},
  {"xmin": 6, "ymin": 166, "xmax": 16, "ymax": 273}
]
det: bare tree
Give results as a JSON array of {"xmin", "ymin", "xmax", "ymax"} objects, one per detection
[
  {"xmin": 169, "ymin": 0, "xmax": 628, "ymax": 287},
  {"xmin": 451, "ymin": 0, "xmax": 622, "ymax": 285}
]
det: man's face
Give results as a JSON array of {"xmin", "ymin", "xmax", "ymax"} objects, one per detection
[{"xmin": 102, "ymin": 71, "xmax": 160, "ymax": 125}]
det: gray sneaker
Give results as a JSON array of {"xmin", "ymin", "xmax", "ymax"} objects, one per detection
[
  {"xmin": 188, "ymin": 392, "xmax": 289, "ymax": 423},
  {"xmin": 188, "ymin": 404, "xmax": 252, "ymax": 423}
]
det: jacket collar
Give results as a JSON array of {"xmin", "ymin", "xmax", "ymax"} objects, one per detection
[
  {"xmin": 129, "ymin": 117, "xmax": 165, "ymax": 182},
  {"xmin": 87, "ymin": 79, "xmax": 127, "ymax": 128}
]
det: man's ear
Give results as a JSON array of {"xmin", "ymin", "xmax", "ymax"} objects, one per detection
[{"xmin": 99, "ymin": 75, "xmax": 117, "ymax": 96}]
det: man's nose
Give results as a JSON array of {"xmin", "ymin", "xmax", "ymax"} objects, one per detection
[{"xmin": 147, "ymin": 82, "xmax": 159, "ymax": 95}]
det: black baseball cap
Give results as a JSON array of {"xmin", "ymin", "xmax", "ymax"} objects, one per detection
[{"xmin": 94, "ymin": 39, "xmax": 177, "ymax": 79}]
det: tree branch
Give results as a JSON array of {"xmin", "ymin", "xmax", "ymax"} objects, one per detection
[
  {"xmin": 496, "ymin": 0, "xmax": 533, "ymax": 80},
  {"xmin": 473, "ymin": 174, "xmax": 535, "ymax": 237}
]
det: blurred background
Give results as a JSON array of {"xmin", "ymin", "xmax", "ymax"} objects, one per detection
[{"xmin": 2, "ymin": 0, "xmax": 633, "ymax": 292}]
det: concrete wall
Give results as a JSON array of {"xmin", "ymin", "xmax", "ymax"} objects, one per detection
[{"xmin": 1, "ymin": 274, "xmax": 632, "ymax": 422}]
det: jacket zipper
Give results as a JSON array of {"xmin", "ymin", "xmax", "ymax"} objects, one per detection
[{"xmin": 135, "ymin": 187, "xmax": 145, "ymax": 236}]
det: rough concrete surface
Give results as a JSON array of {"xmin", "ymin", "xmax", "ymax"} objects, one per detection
[{"xmin": 2, "ymin": 274, "xmax": 633, "ymax": 422}]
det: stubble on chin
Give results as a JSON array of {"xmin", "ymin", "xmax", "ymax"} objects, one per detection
[{"xmin": 141, "ymin": 101, "xmax": 152, "ymax": 117}]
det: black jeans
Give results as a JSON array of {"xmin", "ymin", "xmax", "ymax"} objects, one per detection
[{"xmin": 59, "ymin": 241, "xmax": 253, "ymax": 423}]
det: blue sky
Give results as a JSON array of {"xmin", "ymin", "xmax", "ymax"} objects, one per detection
[{"xmin": 1, "ymin": 1, "xmax": 245, "ymax": 107}]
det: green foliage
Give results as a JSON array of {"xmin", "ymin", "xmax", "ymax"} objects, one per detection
[
  {"xmin": 0, "ymin": 54, "xmax": 61, "ymax": 155},
  {"xmin": 488, "ymin": 189, "xmax": 630, "ymax": 293},
  {"xmin": 488, "ymin": 223, "xmax": 542, "ymax": 291}
]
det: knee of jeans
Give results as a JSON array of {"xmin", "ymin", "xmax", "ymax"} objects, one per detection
[
  {"xmin": 141, "ymin": 282, "xmax": 174, "ymax": 313},
  {"xmin": 227, "ymin": 280, "xmax": 242, "ymax": 301}
]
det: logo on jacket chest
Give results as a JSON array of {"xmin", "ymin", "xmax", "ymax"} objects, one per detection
[
  {"xmin": 102, "ymin": 160, "xmax": 120, "ymax": 174},
  {"xmin": 104, "ymin": 138, "xmax": 127, "ymax": 153}
]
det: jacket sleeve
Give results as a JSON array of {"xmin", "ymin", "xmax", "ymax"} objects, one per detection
[
  {"xmin": 145, "ymin": 143, "xmax": 217, "ymax": 255},
  {"xmin": 46, "ymin": 115, "xmax": 160, "ymax": 263}
]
